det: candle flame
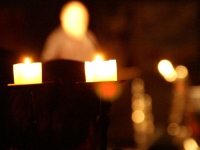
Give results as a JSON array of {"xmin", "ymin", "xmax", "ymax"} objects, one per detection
[
  {"xmin": 94, "ymin": 55, "xmax": 103, "ymax": 61},
  {"xmin": 24, "ymin": 58, "xmax": 31, "ymax": 64}
]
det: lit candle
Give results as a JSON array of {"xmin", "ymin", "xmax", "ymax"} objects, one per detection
[
  {"xmin": 85, "ymin": 55, "xmax": 117, "ymax": 82},
  {"xmin": 13, "ymin": 58, "xmax": 42, "ymax": 84}
]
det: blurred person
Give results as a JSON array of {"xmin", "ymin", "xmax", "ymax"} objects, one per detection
[
  {"xmin": 41, "ymin": 0, "xmax": 99, "ymax": 62},
  {"xmin": 8, "ymin": 2, "xmax": 101, "ymax": 149}
]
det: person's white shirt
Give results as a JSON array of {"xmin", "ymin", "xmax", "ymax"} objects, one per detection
[{"xmin": 41, "ymin": 25, "xmax": 98, "ymax": 62}]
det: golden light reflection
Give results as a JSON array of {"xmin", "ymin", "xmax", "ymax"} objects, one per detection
[
  {"xmin": 131, "ymin": 78, "xmax": 154, "ymax": 149},
  {"xmin": 132, "ymin": 97, "xmax": 145, "ymax": 110},
  {"xmin": 175, "ymin": 65, "xmax": 188, "ymax": 79},
  {"xmin": 158, "ymin": 59, "xmax": 177, "ymax": 82},
  {"xmin": 132, "ymin": 110, "xmax": 145, "ymax": 123},
  {"xmin": 177, "ymin": 126, "xmax": 188, "ymax": 138},
  {"xmin": 183, "ymin": 138, "xmax": 199, "ymax": 150},
  {"xmin": 131, "ymin": 78, "xmax": 144, "ymax": 94},
  {"xmin": 60, "ymin": 1, "xmax": 89, "ymax": 39},
  {"xmin": 167, "ymin": 123, "xmax": 180, "ymax": 136}
]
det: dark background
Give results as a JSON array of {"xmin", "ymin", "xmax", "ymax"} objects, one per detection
[{"xmin": 1, "ymin": 0, "xmax": 200, "ymax": 149}]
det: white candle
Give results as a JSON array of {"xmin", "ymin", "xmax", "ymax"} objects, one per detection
[
  {"xmin": 13, "ymin": 58, "xmax": 42, "ymax": 84},
  {"xmin": 85, "ymin": 56, "xmax": 117, "ymax": 82}
]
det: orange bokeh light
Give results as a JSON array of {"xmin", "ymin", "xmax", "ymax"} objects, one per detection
[{"xmin": 96, "ymin": 82, "xmax": 121, "ymax": 100}]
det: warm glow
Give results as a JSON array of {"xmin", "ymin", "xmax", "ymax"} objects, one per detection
[
  {"xmin": 132, "ymin": 97, "xmax": 145, "ymax": 110},
  {"xmin": 177, "ymin": 126, "xmax": 188, "ymax": 138},
  {"xmin": 131, "ymin": 78, "xmax": 144, "ymax": 94},
  {"xmin": 96, "ymin": 82, "xmax": 121, "ymax": 100},
  {"xmin": 60, "ymin": 1, "xmax": 89, "ymax": 39},
  {"xmin": 158, "ymin": 59, "xmax": 177, "ymax": 82},
  {"xmin": 132, "ymin": 110, "xmax": 145, "ymax": 123},
  {"xmin": 183, "ymin": 138, "xmax": 199, "ymax": 150},
  {"xmin": 85, "ymin": 55, "xmax": 117, "ymax": 82},
  {"xmin": 175, "ymin": 65, "xmax": 188, "ymax": 79},
  {"xmin": 13, "ymin": 58, "xmax": 42, "ymax": 84},
  {"xmin": 167, "ymin": 123, "xmax": 180, "ymax": 136},
  {"xmin": 24, "ymin": 58, "xmax": 31, "ymax": 64},
  {"xmin": 94, "ymin": 54, "xmax": 103, "ymax": 61}
]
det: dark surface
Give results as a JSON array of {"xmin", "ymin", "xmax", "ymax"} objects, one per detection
[
  {"xmin": 0, "ymin": 48, "xmax": 19, "ymax": 149},
  {"xmin": 42, "ymin": 59, "xmax": 86, "ymax": 83},
  {"xmin": 2, "ymin": 61, "xmax": 104, "ymax": 150}
]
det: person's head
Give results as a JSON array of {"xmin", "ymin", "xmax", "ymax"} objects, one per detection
[{"xmin": 60, "ymin": 1, "xmax": 89, "ymax": 39}]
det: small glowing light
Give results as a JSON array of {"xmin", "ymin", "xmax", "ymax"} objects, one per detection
[
  {"xmin": 158, "ymin": 60, "xmax": 173, "ymax": 75},
  {"xmin": 24, "ymin": 58, "xmax": 31, "ymax": 64},
  {"xmin": 175, "ymin": 65, "xmax": 188, "ymax": 79},
  {"xmin": 132, "ymin": 98, "xmax": 145, "ymax": 110},
  {"xmin": 94, "ymin": 55, "xmax": 104, "ymax": 61},
  {"xmin": 158, "ymin": 59, "xmax": 177, "ymax": 82},
  {"xmin": 167, "ymin": 123, "xmax": 180, "ymax": 136},
  {"xmin": 132, "ymin": 110, "xmax": 145, "ymax": 123},
  {"xmin": 177, "ymin": 126, "xmax": 188, "ymax": 138},
  {"xmin": 131, "ymin": 78, "xmax": 144, "ymax": 94},
  {"xmin": 183, "ymin": 138, "xmax": 199, "ymax": 150},
  {"xmin": 96, "ymin": 82, "xmax": 121, "ymax": 100}
]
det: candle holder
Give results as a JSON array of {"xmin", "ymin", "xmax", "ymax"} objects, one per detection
[
  {"xmin": 8, "ymin": 59, "xmax": 123, "ymax": 149},
  {"xmin": 8, "ymin": 80, "xmax": 122, "ymax": 150},
  {"xmin": 7, "ymin": 82, "xmax": 53, "ymax": 150},
  {"xmin": 76, "ymin": 81, "xmax": 123, "ymax": 150},
  {"xmin": 97, "ymin": 97, "xmax": 111, "ymax": 150}
]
